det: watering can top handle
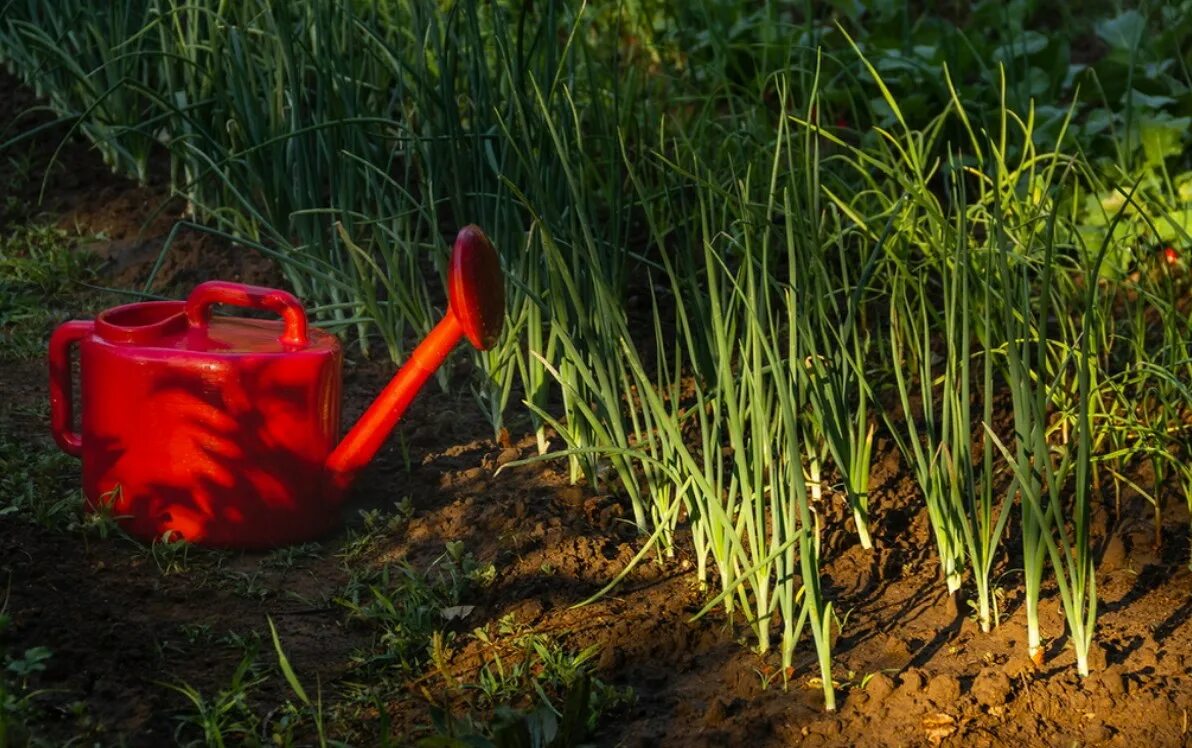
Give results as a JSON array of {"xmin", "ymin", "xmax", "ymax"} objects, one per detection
[{"xmin": 185, "ymin": 281, "xmax": 309, "ymax": 347}]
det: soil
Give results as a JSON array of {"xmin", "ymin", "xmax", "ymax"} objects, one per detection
[{"xmin": 3, "ymin": 70, "xmax": 1192, "ymax": 747}]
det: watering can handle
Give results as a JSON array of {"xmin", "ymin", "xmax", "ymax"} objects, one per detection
[
  {"xmin": 49, "ymin": 320, "xmax": 93, "ymax": 457},
  {"xmin": 185, "ymin": 281, "xmax": 309, "ymax": 347}
]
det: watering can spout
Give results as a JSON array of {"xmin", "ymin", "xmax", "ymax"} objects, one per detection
[{"xmin": 323, "ymin": 225, "xmax": 504, "ymax": 493}]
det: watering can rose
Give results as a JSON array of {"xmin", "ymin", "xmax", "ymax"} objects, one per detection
[{"xmin": 48, "ymin": 225, "xmax": 505, "ymax": 548}]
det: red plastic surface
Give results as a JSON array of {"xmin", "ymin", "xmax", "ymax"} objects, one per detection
[
  {"xmin": 325, "ymin": 225, "xmax": 506, "ymax": 489},
  {"xmin": 325, "ymin": 313, "xmax": 462, "ymax": 490},
  {"xmin": 49, "ymin": 226, "xmax": 505, "ymax": 549},
  {"xmin": 55, "ymin": 291, "xmax": 342, "ymax": 548},
  {"xmin": 186, "ymin": 281, "xmax": 309, "ymax": 347}
]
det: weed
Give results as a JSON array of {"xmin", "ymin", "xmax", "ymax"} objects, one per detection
[
  {"xmin": 263, "ymin": 543, "xmax": 324, "ymax": 570},
  {"xmin": 167, "ymin": 653, "xmax": 263, "ymax": 748},
  {"xmin": 337, "ymin": 545, "xmax": 487, "ymax": 676},
  {"xmin": 218, "ymin": 630, "xmax": 263, "ymax": 657},
  {"xmin": 178, "ymin": 623, "xmax": 215, "ymax": 647},
  {"xmin": 149, "ymin": 531, "xmax": 191, "ymax": 576},
  {"xmin": 0, "ymin": 603, "xmax": 54, "ymax": 746},
  {"xmin": 267, "ymin": 618, "xmax": 331, "ymax": 747},
  {"xmin": 72, "ymin": 487, "xmax": 129, "ymax": 541},
  {"xmin": 219, "ymin": 570, "xmax": 272, "ymax": 602},
  {"xmin": 5, "ymin": 647, "xmax": 51, "ymax": 688},
  {"xmin": 0, "ymin": 677, "xmax": 43, "ymax": 748},
  {"xmin": 427, "ymin": 616, "xmax": 633, "ymax": 747},
  {"xmin": 0, "ymin": 428, "xmax": 82, "ymax": 530},
  {"xmin": 0, "ymin": 224, "xmax": 97, "ymax": 361},
  {"xmin": 337, "ymin": 501, "xmax": 416, "ymax": 564}
]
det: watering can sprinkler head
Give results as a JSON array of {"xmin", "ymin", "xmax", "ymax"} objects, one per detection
[
  {"xmin": 450, "ymin": 225, "xmax": 505, "ymax": 351},
  {"xmin": 323, "ymin": 225, "xmax": 505, "ymax": 492}
]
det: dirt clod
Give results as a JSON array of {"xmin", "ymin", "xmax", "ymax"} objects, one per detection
[
  {"xmin": 924, "ymin": 673, "xmax": 960, "ymax": 706},
  {"xmin": 971, "ymin": 669, "xmax": 1012, "ymax": 707},
  {"xmin": 704, "ymin": 697, "xmax": 729, "ymax": 727},
  {"xmin": 1100, "ymin": 534, "xmax": 1127, "ymax": 571},
  {"xmin": 1098, "ymin": 666, "xmax": 1127, "ymax": 697},
  {"xmin": 495, "ymin": 447, "xmax": 521, "ymax": 468},
  {"xmin": 1136, "ymin": 642, "xmax": 1159, "ymax": 670},
  {"xmin": 865, "ymin": 672, "xmax": 896, "ymax": 701},
  {"xmin": 1083, "ymin": 721, "xmax": 1111, "ymax": 743},
  {"xmin": 896, "ymin": 669, "xmax": 925, "ymax": 697},
  {"xmin": 597, "ymin": 644, "xmax": 619, "ymax": 672},
  {"xmin": 1001, "ymin": 654, "xmax": 1033, "ymax": 679}
]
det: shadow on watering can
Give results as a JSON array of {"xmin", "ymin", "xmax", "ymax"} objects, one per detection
[
  {"xmin": 51, "ymin": 225, "xmax": 504, "ymax": 549},
  {"xmin": 88, "ymin": 361, "xmax": 338, "ymax": 545}
]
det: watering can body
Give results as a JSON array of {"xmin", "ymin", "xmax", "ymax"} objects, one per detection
[
  {"xmin": 50, "ymin": 287, "xmax": 344, "ymax": 548},
  {"xmin": 49, "ymin": 225, "xmax": 504, "ymax": 549}
]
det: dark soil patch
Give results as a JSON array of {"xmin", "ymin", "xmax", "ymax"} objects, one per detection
[{"xmin": 3, "ymin": 70, "xmax": 1192, "ymax": 747}]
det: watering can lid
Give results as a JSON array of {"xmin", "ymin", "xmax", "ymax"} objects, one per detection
[{"xmin": 449, "ymin": 225, "xmax": 505, "ymax": 351}]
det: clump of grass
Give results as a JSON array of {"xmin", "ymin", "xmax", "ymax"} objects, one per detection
[
  {"xmin": 424, "ymin": 613, "xmax": 633, "ymax": 746},
  {"xmin": 335, "ymin": 543, "xmax": 491, "ymax": 677},
  {"xmin": 0, "ymin": 614, "xmax": 54, "ymax": 748},
  {"xmin": 0, "ymin": 224, "xmax": 97, "ymax": 361},
  {"xmin": 0, "ymin": 417, "xmax": 83, "ymax": 529},
  {"xmin": 167, "ymin": 652, "xmax": 265, "ymax": 747}
]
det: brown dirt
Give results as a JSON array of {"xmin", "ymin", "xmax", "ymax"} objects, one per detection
[
  {"xmin": 3, "ymin": 70, "xmax": 1192, "ymax": 747},
  {"xmin": 0, "ymin": 71, "xmax": 276, "ymax": 295}
]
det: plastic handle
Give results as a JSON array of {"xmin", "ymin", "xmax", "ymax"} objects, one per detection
[
  {"xmin": 49, "ymin": 320, "xmax": 94, "ymax": 457},
  {"xmin": 185, "ymin": 281, "xmax": 308, "ymax": 347}
]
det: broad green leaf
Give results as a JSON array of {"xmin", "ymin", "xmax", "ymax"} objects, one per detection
[
  {"xmin": 1096, "ymin": 11, "xmax": 1146, "ymax": 51},
  {"xmin": 1128, "ymin": 90, "xmax": 1176, "ymax": 109},
  {"xmin": 992, "ymin": 30, "xmax": 1049, "ymax": 62},
  {"xmin": 1139, "ymin": 115, "xmax": 1191, "ymax": 167}
]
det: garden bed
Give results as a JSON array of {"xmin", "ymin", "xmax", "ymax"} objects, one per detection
[{"xmin": 3, "ymin": 67, "xmax": 1192, "ymax": 747}]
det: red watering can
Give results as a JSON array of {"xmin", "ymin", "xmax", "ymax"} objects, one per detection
[{"xmin": 48, "ymin": 225, "xmax": 504, "ymax": 548}]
